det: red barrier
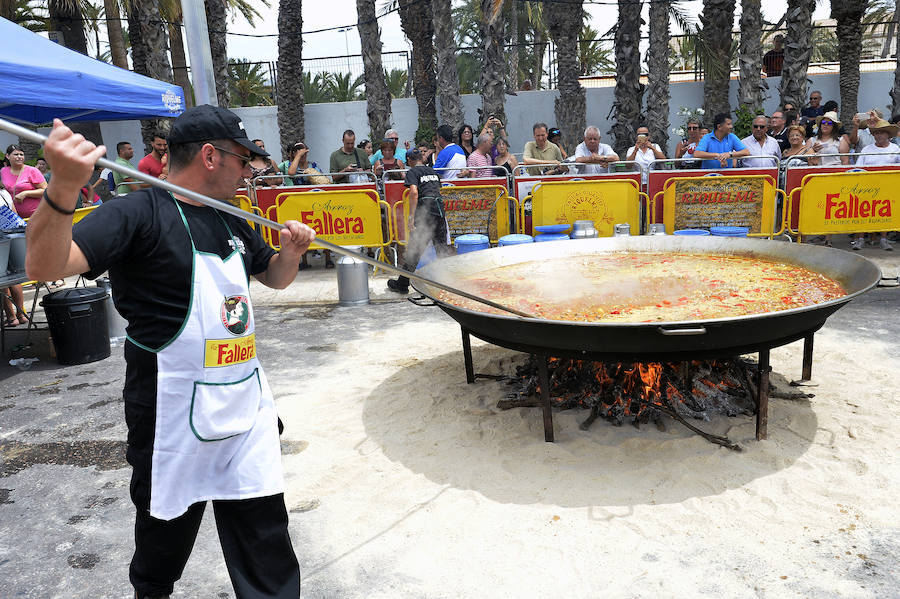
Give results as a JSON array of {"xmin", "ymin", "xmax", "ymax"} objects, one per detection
[
  {"xmin": 784, "ymin": 164, "xmax": 900, "ymax": 230},
  {"xmin": 254, "ymin": 183, "xmax": 377, "ymax": 216},
  {"xmin": 647, "ymin": 167, "xmax": 778, "ymax": 223}
]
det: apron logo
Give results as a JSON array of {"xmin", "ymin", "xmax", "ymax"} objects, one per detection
[
  {"xmin": 221, "ymin": 295, "xmax": 250, "ymax": 335},
  {"xmin": 228, "ymin": 238, "xmax": 247, "ymax": 254},
  {"xmin": 204, "ymin": 334, "xmax": 256, "ymax": 368}
]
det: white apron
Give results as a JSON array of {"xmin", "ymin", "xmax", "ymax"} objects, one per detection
[{"xmin": 131, "ymin": 199, "xmax": 283, "ymax": 520}]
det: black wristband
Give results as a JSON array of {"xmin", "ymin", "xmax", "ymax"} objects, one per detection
[{"xmin": 42, "ymin": 190, "xmax": 76, "ymax": 215}]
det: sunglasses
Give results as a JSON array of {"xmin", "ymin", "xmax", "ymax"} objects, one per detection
[
  {"xmin": 820, "ymin": 120, "xmax": 834, "ymax": 126},
  {"xmin": 210, "ymin": 145, "xmax": 252, "ymax": 168},
  {"xmin": 752, "ymin": 125, "xmax": 768, "ymax": 129}
]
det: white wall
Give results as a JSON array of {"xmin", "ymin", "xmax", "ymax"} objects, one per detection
[{"xmin": 4, "ymin": 70, "xmax": 895, "ymax": 167}]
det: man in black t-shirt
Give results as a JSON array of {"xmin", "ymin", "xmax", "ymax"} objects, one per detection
[
  {"xmin": 27, "ymin": 106, "xmax": 315, "ymax": 599},
  {"xmin": 387, "ymin": 149, "xmax": 451, "ymax": 293}
]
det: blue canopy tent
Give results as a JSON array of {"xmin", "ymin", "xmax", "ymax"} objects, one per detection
[{"xmin": 0, "ymin": 17, "xmax": 185, "ymax": 125}]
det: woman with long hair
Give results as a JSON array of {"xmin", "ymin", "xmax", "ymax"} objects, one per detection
[
  {"xmin": 493, "ymin": 136, "xmax": 518, "ymax": 175},
  {"xmin": 457, "ymin": 124, "xmax": 475, "ymax": 157}
]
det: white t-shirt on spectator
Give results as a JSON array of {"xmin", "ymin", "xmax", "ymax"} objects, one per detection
[
  {"xmin": 740, "ymin": 135, "xmax": 781, "ymax": 168},
  {"xmin": 574, "ymin": 141, "xmax": 616, "ymax": 174},
  {"xmin": 855, "ymin": 143, "xmax": 900, "ymax": 166},
  {"xmin": 626, "ymin": 144, "xmax": 662, "ymax": 182},
  {"xmin": 441, "ymin": 153, "xmax": 468, "ymax": 179}
]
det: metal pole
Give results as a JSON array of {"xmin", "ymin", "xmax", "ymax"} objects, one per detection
[
  {"xmin": 3, "ymin": 118, "xmax": 535, "ymax": 320},
  {"xmin": 181, "ymin": 0, "xmax": 218, "ymax": 106}
]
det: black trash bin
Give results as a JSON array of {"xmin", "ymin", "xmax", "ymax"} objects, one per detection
[{"xmin": 41, "ymin": 287, "xmax": 111, "ymax": 365}]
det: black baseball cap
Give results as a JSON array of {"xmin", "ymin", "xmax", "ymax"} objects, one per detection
[{"xmin": 167, "ymin": 104, "xmax": 268, "ymax": 156}]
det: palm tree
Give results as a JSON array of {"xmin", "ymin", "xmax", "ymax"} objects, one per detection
[
  {"xmin": 779, "ymin": 0, "xmax": 815, "ymax": 111},
  {"xmin": 103, "ymin": 0, "xmax": 128, "ymax": 68},
  {"xmin": 357, "ymin": 0, "xmax": 392, "ymax": 142},
  {"xmin": 647, "ymin": 0, "xmax": 671, "ymax": 154},
  {"xmin": 277, "ymin": 0, "xmax": 305, "ymax": 153},
  {"xmin": 398, "ymin": 0, "xmax": 437, "ymax": 141},
  {"xmin": 303, "ymin": 72, "xmax": 332, "ymax": 103},
  {"xmin": 546, "ymin": 3, "xmax": 584, "ymax": 153},
  {"xmin": 206, "ymin": 0, "xmax": 230, "ymax": 107},
  {"xmin": 611, "ymin": 0, "xmax": 642, "ymax": 156},
  {"xmin": 434, "ymin": 0, "xmax": 464, "ymax": 132},
  {"xmin": 832, "ymin": 1, "xmax": 868, "ymax": 127},
  {"xmin": 506, "ymin": 0, "xmax": 518, "ymax": 91},
  {"xmin": 328, "ymin": 72, "xmax": 366, "ymax": 102},
  {"xmin": 523, "ymin": 1, "xmax": 548, "ymax": 89},
  {"xmin": 480, "ymin": 0, "xmax": 507, "ymax": 125},
  {"xmin": 700, "ymin": 0, "xmax": 735, "ymax": 118},
  {"xmin": 579, "ymin": 25, "xmax": 614, "ymax": 76},
  {"xmin": 228, "ymin": 59, "xmax": 273, "ymax": 106},
  {"xmin": 127, "ymin": 0, "xmax": 175, "ymax": 150},
  {"xmin": 893, "ymin": 0, "xmax": 900, "ymax": 114},
  {"xmin": 385, "ymin": 68, "xmax": 408, "ymax": 98},
  {"xmin": 737, "ymin": 0, "xmax": 763, "ymax": 113},
  {"xmin": 164, "ymin": 12, "xmax": 193, "ymax": 108}
]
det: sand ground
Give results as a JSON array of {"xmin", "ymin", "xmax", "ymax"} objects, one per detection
[{"xmin": 0, "ymin": 240, "xmax": 898, "ymax": 598}]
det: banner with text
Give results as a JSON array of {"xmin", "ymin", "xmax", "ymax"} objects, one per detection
[
  {"xmin": 272, "ymin": 189, "xmax": 387, "ymax": 248},
  {"xmin": 797, "ymin": 170, "xmax": 899, "ymax": 235},
  {"xmin": 663, "ymin": 175, "xmax": 776, "ymax": 235},
  {"xmin": 439, "ymin": 185, "xmax": 510, "ymax": 242},
  {"xmin": 529, "ymin": 179, "xmax": 642, "ymax": 237}
]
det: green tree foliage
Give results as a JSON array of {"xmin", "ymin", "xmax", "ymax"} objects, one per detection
[
  {"xmin": 384, "ymin": 68, "xmax": 409, "ymax": 98},
  {"xmin": 578, "ymin": 25, "xmax": 614, "ymax": 76},
  {"xmin": 227, "ymin": 59, "xmax": 274, "ymax": 107}
]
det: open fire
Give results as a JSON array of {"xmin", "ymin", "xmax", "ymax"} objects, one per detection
[{"xmin": 500, "ymin": 357, "xmax": 810, "ymax": 449}]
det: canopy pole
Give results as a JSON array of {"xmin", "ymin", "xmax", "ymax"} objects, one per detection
[{"xmin": 181, "ymin": 1, "xmax": 218, "ymax": 106}]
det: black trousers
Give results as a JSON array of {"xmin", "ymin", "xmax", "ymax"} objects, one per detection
[
  {"xmin": 397, "ymin": 196, "xmax": 452, "ymax": 286},
  {"xmin": 130, "ymin": 493, "xmax": 301, "ymax": 598}
]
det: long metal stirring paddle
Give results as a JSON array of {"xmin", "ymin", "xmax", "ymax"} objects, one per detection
[{"xmin": 2, "ymin": 118, "xmax": 536, "ymax": 319}]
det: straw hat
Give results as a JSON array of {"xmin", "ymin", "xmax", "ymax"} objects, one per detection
[
  {"xmin": 868, "ymin": 118, "xmax": 899, "ymax": 137},
  {"xmin": 815, "ymin": 111, "xmax": 841, "ymax": 128}
]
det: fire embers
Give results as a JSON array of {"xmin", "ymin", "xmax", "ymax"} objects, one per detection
[{"xmin": 510, "ymin": 357, "xmax": 759, "ymax": 431}]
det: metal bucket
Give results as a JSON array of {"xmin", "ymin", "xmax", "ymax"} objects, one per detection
[
  {"xmin": 96, "ymin": 277, "xmax": 128, "ymax": 346},
  {"xmin": 337, "ymin": 247, "xmax": 370, "ymax": 306},
  {"xmin": 0, "ymin": 233, "xmax": 9, "ymax": 275},
  {"xmin": 6, "ymin": 230, "xmax": 26, "ymax": 273}
]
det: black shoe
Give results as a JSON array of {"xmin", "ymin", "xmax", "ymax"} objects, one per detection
[{"xmin": 387, "ymin": 278, "xmax": 409, "ymax": 294}]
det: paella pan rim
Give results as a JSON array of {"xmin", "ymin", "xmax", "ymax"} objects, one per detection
[{"xmin": 411, "ymin": 236, "xmax": 882, "ymax": 328}]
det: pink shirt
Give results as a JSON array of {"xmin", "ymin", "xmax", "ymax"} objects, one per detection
[
  {"xmin": 1, "ymin": 165, "xmax": 45, "ymax": 218},
  {"xmin": 466, "ymin": 151, "xmax": 493, "ymax": 178}
]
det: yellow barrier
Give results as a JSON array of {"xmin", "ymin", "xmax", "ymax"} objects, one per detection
[
  {"xmin": 655, "ymin": 174, "xmax": 783, "ymax": 237},
  {"xmin": 72, "ymin": 205, "xmax": 97, "ymax": 224},
  {"xmin": 794, "ymin": 170, "xmax": 900, "ymax": 240},
  {"xmin": 267, "ymin": 189, "xmax": 391, "ymax": 251},
  {"xmin": 524, "ymin": 179, "xmax": 644, "ymax": 237}
]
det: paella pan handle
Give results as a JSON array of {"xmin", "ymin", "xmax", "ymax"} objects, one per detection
[
  {"xmin": 407, "ymin": 294, "xmax": 437, "ymax": 307},
  {"xmin": 657, "ymin": 326, "xmax": 708, "ymax": 336}
]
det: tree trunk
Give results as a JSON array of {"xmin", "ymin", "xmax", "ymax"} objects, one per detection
[
  {"xmin": 647, "ymin": 0, "xmax": 671, "ymax": 153},
  {"xmin": 507, "ymin": 0, "xmax": 519, "ymax": 93},
  {"xmin": 546, "ymin": 3, "xmax": 584, "ymax": 153},
  {"xmin": 206, "ymin": 0, "xmax": 230, "ymax": 108},
  {"xmin": 832, "ymin": 1, "xmax": 866, "ymax": 127},
  {"xmin": 277, "ymin": 0, "xmax": 305, "ymax": 156},
  {"xmin": 398, "ymin": 0, "xmax": 437, "ymax": 140},
  {"xmin": 700, "ymin": 0, "xmax": 735, "ymax": 118},
  {"xmin": 778, "ymin": 0, "xmax": 815, "ymax": 111},
  {"xmin": 357, "ymin": 0, "xmax": 393, "ymax": 141},
  {"xmin": 533, "ymin": 28, "xmax": 545, "ymax": 90},
  {"xmin": 433, "ymin": 0, "xmax": 464, "ymax": 132},
  {"xmin": 611, "ymin": 0, "xmax": 642, "ymax": 157},
  {"xmin": 0, "ymin": 1, "xmax": 14, "ymax": 20},
  {"xmin": 104, "ymin": 0, "xmax": 128, "ymax": 69},
  {"xmin": 169, "ymin": 20, "xmax": 194, "ymax": 108},
  {"xmin": 738, "ymin": 0, "xmax": 763, "ymax": 112},
  {"xmin": 128, "ymin": 0, "xmax": 175, "ymax": 152},
  {"xmin": 892, "ymin": 0, "xmax": 900, "ymax": 114},
  {"xmin": 480, "ymin": 0, "xmax": 506, "ymax": 125}
]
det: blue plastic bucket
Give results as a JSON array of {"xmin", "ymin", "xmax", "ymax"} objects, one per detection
[
  {"xmin": 710, "ymin": 226, "xmax": 749, "ymax": 237},
  {"xmin": 498, "ymin": 234, "xmax": 534, "ymax": 246},
  {"xmin": 673, "ymin": 229, "xmax": 710, "ymax": 236},
  {"xmin": 534, "ymin": 233, "xmax": 571, "ymax": 243},
  {"xmin": 455, "ymin": 233, "xmax": 490, "ymax": 253}
]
